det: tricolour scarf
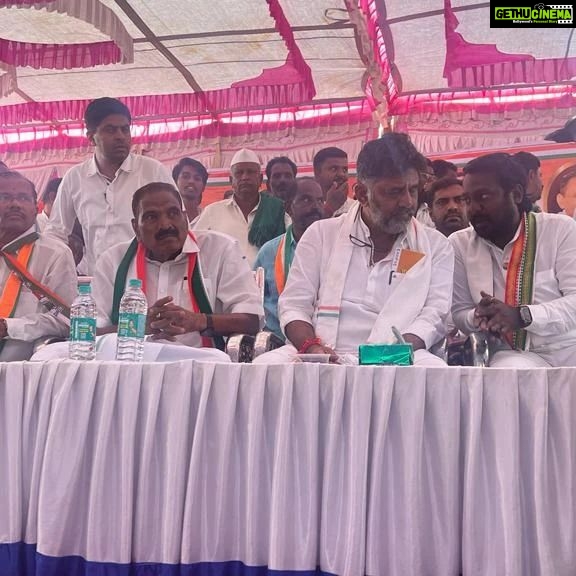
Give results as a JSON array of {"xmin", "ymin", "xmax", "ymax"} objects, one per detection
[
  {"xmin": 248, "ymin": 193, "xmax": 286, "ymax": 248},
  {"xmin": 274, "ymin": 225, "xmax": 295, "ymax": 294},
  {"xmin": 111, "ymin": 232, "xmax": 225, "ymax": 351},
  {"xmin": 504, "ymin": 211, "xmax": 537, "ymax": 350}
]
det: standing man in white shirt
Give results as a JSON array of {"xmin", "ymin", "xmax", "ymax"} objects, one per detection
[
  {"xmin": 0, "ymin": 171, "xmax": 77, "ymax": 361},
  {"xmin": 193, "ymin": 148, "xmax": 288, "ymax": 266},
  {"xmin": 451, "ymin": 153, "xmax": 576, "ymax": 367},
  {"xmin": 172, "ymin": 157, "xmax": 208, "ymax": 225},
  {"xmin": 255, "ymin": 134, "xmax": 453, "ymax": 365},
  {"xmin": 313, "ymin": 147, "xmax": 356, "ymax": 217},
  {"xmin": 45, "ymin": 97, "xmax": 174, "ymax": 274}
]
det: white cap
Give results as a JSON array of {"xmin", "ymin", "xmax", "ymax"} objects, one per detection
[{"xmin": 230, "ymin": 148, "xmax": 260, "ymax": 167}]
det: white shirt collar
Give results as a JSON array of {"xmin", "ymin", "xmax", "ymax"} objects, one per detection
[
  {"xmin": 87, "ymin": 152, "xmax": 135, "ymax": 178},
  {"xmin": 1, "ymin": 225, "xmax": 36, "ymax": 251}
]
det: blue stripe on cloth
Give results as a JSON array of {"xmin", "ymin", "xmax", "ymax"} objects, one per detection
[{"xmin": 0, "ymin": 543, "xmax": 337, "ymax": 576}]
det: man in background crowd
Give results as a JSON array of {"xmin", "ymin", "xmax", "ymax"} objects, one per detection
[
  {"xmin": 36, "ymin": 177, "xmax": 62, "ymax": 232},
  {"xmin": 173, "ymin": 157, "xmax": 208, "ymax": 224},
  {"xmin": 194, "ymin": 148, "xmax": 287, "ymax": 267},
  {"xmin": 512, "ymin": 151, "xmax": 543, "ymax": 211},
  {"xmin": 313, "ymin": 147, "xmax": 355, "ymax": 217},
  {"xmin": 429, "ymin": 178, "xmax": 468, "ymax": 237},
  {"xmin": 265, "ymin": 156, "xmax": 297, "ymax": 206},
  {"xmin": 431, "ymin": 159, "xmax": 458, "ymax": 179},
  {"xmin": 45, "ymin": 97, "xmax": 174, "ymax": 274},
  {"xmin": 0, "ymin": 171, "xmax": 77, "ymax": 360},
  {"xmin": 254, "ymin": 177, "xmax": 325, "ymax": 340}
]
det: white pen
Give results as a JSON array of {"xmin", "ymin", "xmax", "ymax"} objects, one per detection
[{"xmin": 392, "ymin": 325, "xmax": 406, "ymax": 344}]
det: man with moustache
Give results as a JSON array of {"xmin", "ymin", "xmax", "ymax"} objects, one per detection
[
  {"xmin": 265, "ymin": 156, "xmax": 297, "ymax": 206},
  {"xmin": 88, "ymin": 182, "xmax": 263, "ymax": 360},
  {"xmin": 255, "ymin": 134, "xmax": 453, "ymax": 365},
  {"xmin": 429, "ymin": 178, "xmax": 469, "ymax": 237},
  {"xmin": 254, "ymin": 177, "xmax": 325, "ymax": 340},
  {"xmin": 451, "ymin": 153, "xmax": 576, "ymax": 367},
  {"xmin": 173, "ymin": 157, "xmax": 208, "ymax": 224},
  {"xmin": 194, "ymin": 148, "xmax": 288, "ymax": 266},
  {"xmin": 313, "ymin": 147, "xmax": 356, "ymax": 217},
  {"xmin": 0, "ymin": 172, "xmax": 77, "ymax": 360},
  {"xmin": 45, "ymin": 97, "xmax": 174, "ymax": 274}
]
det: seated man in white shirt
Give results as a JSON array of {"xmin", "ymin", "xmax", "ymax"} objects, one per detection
[
  {"xmin": 36, "ymin": 177, "xmax": 61, "ymax": 232},
  {"xmin": 45, "ymin": 97, "xmax": 174, "ymax": 274},
  {"xmin": 450, "ymin": 153, "xmax": 576, "ymax": 367},
  {"xmin": 193, "ymin": 148, "xmax": 288, "ymax": 267},
  {"xmin": 91, "ymin": 182, "xmax": 263, "ymax": 360},
  {"xmin": 0, "ymin": 172, "xmax": 77, "ymax": 360},
  {"xmin": 255, "ymin": 134, "xmax": 454, "ymax": 365}
]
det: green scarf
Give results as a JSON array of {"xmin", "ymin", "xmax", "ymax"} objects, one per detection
[
  {"xmin": 248, "ymin": 193, "xmax": 286, "ymax": 248},
  {"xmin": 111, "ymin": 238, "xmax": 225, "ymax": 351}
]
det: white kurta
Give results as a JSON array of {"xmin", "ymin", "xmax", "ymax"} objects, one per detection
[
  {"xmin": 450, "ymin": 212, "xmax": 576, "ymax": 367},
  {"xmin": 44, "ymin": 153, "xmax": 174, "ymax": 274},
  {"xmin": 193, "ymin": 195, "xmax": 291, "ymax": 267},
  {"xmin": 35, "ymin": 211, "xmax": 49, "ymax": 233},
  {"xmin": 92, "ymin": 231, "xmax": 264, "ymax": 349},
  {"xmin": 0, "ymin": 227, "xmax": 78, "ymax": 361},
  {"xmin": 255, "ymin": 213, "xmax": 453, "ymax": 365}
]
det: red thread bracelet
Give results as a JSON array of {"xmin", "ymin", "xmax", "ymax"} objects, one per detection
[{"xmin": 298, "ymin": 337, "xmax": 322, "ymax": 354}]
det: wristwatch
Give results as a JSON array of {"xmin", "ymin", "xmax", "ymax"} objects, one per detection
[{"xmin": 518, "ymin": 305, "xmax": 533, "ymax": 328}]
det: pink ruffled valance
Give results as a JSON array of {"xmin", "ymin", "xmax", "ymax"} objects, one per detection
[{"xmin": 0, "ymin": 99, "xmax": 373, "ymax": 154}]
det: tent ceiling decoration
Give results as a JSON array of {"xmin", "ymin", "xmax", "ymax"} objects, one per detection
[{"xmin": 0, "ymin": 0, "xmax": 573, "ymax": 161}]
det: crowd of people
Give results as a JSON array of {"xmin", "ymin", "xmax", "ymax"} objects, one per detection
[{"xmin": 1, "ymin": 96, "xmax": 575, "ymax": 368}]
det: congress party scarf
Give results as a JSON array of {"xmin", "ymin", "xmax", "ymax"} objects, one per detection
[
  {"xmin": 504, "ymin": 211, "xmax": 537, "ymax": 350},
  {"xmin": 273, "ymin": 225, "xmax": 295, "ymax": 294},
  {"xmin": 111, "ymin": 232, "xmax": 225, "ymax": 350}
]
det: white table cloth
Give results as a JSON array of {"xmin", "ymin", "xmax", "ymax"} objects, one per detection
[{"xmin": 1, "ymin": 361, "xmax": 575, "ymax": 576}]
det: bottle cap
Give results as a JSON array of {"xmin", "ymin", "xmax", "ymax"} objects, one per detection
[
  {"xmin": 78, "ymin": 283, "xmax": 91, "ymax": 294},
  {"xmin": 128, "ymin": 278, "xmax": 142, "ymax": 289}
]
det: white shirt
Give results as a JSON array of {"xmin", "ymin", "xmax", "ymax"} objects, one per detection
[
  {"xmin": 279, "ymin": 215, "xmax": 453, "ymax": 353},
  {"xmin": 333, "ymin": 197, "xmax": 357, "ymax": 217},
  {"xmin": 45, "ymin": 153, "xmax": 174, "ymax": 274},
  {"xmin": 1, "ymin": 227, "xmax": 78, "ymax": 361},
  {"xmin": 36, "ymin": 211, "xmax": 49, "ymax": 233},
  {"xmin": 450, "ymin": 213, "xmax": 576, "ymax": 353},
  {"xmin": 93, "ymin": 231, "xmax": 264, "ymax": 348},
  {"xmin": 193, "ymin": 195, "xmax": 291, "ymax": 267}
]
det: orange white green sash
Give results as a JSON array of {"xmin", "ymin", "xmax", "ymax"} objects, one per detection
[
  {"xmin": 0, "ymin": 242, "xmax": 34, "ymax": 319},
  {"xmin": 273, "ymin": 225, "xmax": 295, "ymax": 294},
  {"xmin": 504, "ymin": 211, "xmax": 537, "ymax": 350}
]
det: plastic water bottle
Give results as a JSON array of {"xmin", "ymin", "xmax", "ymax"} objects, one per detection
[
  {"xmin": 69, "ymin": 283, "xmax": 97, "ymax": 360},
  {"xmin": 116, "ymin": 278, "xmax": 148, "ymax": 361}
]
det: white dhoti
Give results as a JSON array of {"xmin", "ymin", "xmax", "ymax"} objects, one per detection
[
  {"xmin": 490, "ymin": 343, "xmax": 576, "ymax": 368},
  {"xmin": 31, "ymin": 334, "xmax": 231, "ymax": 363},
  {"xmin": 254, "ymin": 344, "xmax": 446, "ymax": 367}
]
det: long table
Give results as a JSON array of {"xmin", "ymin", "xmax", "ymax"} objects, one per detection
[{"xmin": 1, "ymin": 360, "xmax": 575, "ymax": 576}]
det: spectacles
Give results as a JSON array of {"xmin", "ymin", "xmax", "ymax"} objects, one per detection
[
  {"xmin": 0, "ymin": 193, "xmax": 35, "ymax": 204},
  {"xmin": 349, "ymin": 234, "xmax": 372, "ymax": 248}
]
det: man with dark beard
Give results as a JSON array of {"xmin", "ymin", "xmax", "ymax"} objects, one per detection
[
  {"xmin": 429, "ymin": 178, "xmax": 469, "ymax": 237},
  {"xmin": 254, "ymin": 177, "xmax": 325, "ymax": 339},
  {"xmin": 255, "ymin": 134, "xmax": 453, "ymax": 365},
  {"xmin": 450, "ymin": 153, "xmax": 576, "ymax": 367}
]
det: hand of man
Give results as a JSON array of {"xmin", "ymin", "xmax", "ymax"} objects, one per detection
[
  {"xmin": 402, "ymin": 333, "xmax": 425, "ymax": 351},
  {"xmin": 324, "ymin": 179, "xmax": 348, "ymax": 216},
  {"xmin": 474, "ymin": 290, "xmax": 522, "ymax": 336},
  {"xmin": 149, "ymin": 302, "xmax": 207, "ymax": 339},
  {"xmin": 146, "ymin": 296, "xmax": 174, "ymax": 337},
  {"xmin": 0, "ymin": 318, "xmax": 7, "ymax": 339},
  {"xmin": 306, "ymin": 343, "xmax": 340, "ymax": 364}
]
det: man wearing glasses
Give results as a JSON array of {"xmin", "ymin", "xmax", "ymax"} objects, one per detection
[{"xmin": 0, "ymin": 172, "xmax": 77, "ymax": 360}]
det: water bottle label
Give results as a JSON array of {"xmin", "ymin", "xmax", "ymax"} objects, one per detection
[
  {"xmin": 70, "ymin": 318, "xmax": 96, "ymax": 342},
  {"xmin": 118, "ymin": 312, "xmax": 146, "ymax": 339}
]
